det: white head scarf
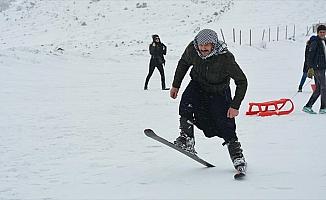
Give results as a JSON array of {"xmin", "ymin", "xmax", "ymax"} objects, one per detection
[{"xmin": 193, "ymin": 29, "xmax": 228, "ymax": 59}]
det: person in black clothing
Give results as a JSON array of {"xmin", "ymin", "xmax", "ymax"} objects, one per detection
[
  {"xmin": 302, "ymin": 25, "xmax": 326, "ymax": 114},
  {"xmin": 144, "ymin": 34, "xmax": 169, "ymax": 90},
  {"xmin": 298, "ymin": 35, "xmax": 317, "ymax": 92},
  {"xmin": 170, "ymin": 29, "xmax": 247, "ymax": 173}
]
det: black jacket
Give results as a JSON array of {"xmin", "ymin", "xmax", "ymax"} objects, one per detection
[
  {"xmin": 303, "ymin": 36, "xmax": 318, "ymax": 72},
  {"xmin": 307, "ymin": 37, "xmax": 326, "ymax": 70},
  {"xmin": 172, "ymin": 42, "xmax": 247, "ymax": 110},
  {"xmin": 149, "ymin": 42, "xmax": 167, "ymax": 65}
]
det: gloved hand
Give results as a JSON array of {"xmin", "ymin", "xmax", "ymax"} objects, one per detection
[{"xmin": 307, "ymin": 68, "xmax": 314, "ymax": 79}]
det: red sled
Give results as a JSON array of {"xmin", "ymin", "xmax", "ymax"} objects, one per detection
[{"xmin": 246, "ymin": 98, "xmax": 294, "ymax": 117}]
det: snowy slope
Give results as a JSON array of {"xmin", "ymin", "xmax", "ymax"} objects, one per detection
[{"xmin": 1, "ymin": 0, "xmax": 326, "ymax": 199}]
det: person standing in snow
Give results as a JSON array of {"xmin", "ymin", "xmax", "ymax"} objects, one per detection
[
  {"xmin": 297, "ymin": 35, "xmax": 318, "ymax": 92},
  {"xmin": 144, "ymin": 34, "xmax": 169, "ymax": 90},
  {"xmin": 170, "ymin": 29, "xmax": 248, "ymax": 172},
  {"xmin": 302, "ymin": 25, "xmax": 326, "ymax": 114}
]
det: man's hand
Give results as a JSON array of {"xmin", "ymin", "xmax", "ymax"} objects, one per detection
[
  {"xmin": 227, "ymin": 107, "xmax": 239, "ymax": 118},
  {"xmin": 170, "ymin": 87, "xmax": 179, "ymax": 99}
]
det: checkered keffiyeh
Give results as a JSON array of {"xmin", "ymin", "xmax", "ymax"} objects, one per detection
[{"xmin": 193, "ymin": 29, "xmax": 228, "ymax": 59}]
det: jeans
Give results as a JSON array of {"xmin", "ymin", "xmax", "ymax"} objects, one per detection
[{"xmin": 298, "ymin": 72, "xmax": 307, "ymax": 90}]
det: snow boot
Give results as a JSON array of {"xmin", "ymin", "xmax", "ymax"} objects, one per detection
[
  {"xmin": 174, "ymin": 117, "xmax": 196, "ymax": 154},
  {"xmin": 225, "ymin": 138, "xmax": 247, "ymax": 170},
  {"xmin": 174, "ymin": 133, "xmax": 197, "ymax": 154}
]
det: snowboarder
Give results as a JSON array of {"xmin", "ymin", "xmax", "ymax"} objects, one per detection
[
  {"xmin": 298, "ymin": 35, "xmax": 318, "ymax": 92},
  {"xmin": 302, "ymin": 25, "xmax": 326, "ymax": 114},
  {"xmin": 144, "ymin": 34, "xmax": 169, "ymax": 90},
  {"xmin": 169, "ymin": 29, "xmax": 248, "ymax": 172}
]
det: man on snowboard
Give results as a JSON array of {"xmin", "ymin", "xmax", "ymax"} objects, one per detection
[{"xmin": 169, "ymin": 29, "xmax": 248, "ymax": 171}]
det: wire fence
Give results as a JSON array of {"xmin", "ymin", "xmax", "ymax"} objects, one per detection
[{"xmin": 218, "ymin": 23, "xmax": 322, "ymax": 47}]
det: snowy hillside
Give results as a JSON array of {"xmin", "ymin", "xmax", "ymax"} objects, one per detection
[
  {"xmin": 0, "ymin": 0, "xmax": 233, "ymax": 58},
  {"xmin": 1, "ymin": 0, "xmax": 326, "ymax": 199}
]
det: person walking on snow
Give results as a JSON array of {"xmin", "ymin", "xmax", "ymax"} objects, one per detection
[
  {"xmin": 298, "ymin": 35, "xmax": 318, "ymax": 92},
  {"xmin": 169, "ymin": 29, "xmax": 248, "ymax": 172},
  {"xmin": 302, "ymin": 25, "xmax": 326, "ymax": 114},
  {"xmin": 144, "ymin": 34, "xmax": 169, "ymax": 90}
]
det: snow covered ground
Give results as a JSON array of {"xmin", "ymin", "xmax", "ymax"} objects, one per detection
[{"xmin": 1, "ymin": 0, "xmax": 326, "ymax": 199}]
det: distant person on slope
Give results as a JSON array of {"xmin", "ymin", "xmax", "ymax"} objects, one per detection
[
  {"xmin": 170, "ymin": 29, "xmax": 248, "ymax": 173},
  {"xmin": 298, "ymin": 35, "xmax": 318, "ymax": 92},
  {"xmin": 144, "ymin": 34, "xmax": 169, "ymax": 90},
  {"xmin": 302, "ymin": 25, "xmax": 326, "ymax": 114}
]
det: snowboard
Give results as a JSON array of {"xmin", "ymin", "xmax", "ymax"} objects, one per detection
[{"xmin": 144, "ymin": 129, "xmax": 215, "ymax": 167}]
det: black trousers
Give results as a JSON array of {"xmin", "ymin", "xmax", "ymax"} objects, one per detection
[
  {"xmin": 144, "ymin": 59, "xmax": 166, "ymax": 89},
  {"xmin": 179, "ymin": 80, "xmax": 237, "ymax": 141}
]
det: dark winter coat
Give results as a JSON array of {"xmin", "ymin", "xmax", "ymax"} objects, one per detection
[
  {"xmin": 172, "ymin": 42, "xmax": 247, "ymax": 110},
  {"xmin": 303, "ymin": 36, "xmax": 318, "ymax": 72},
  {"xmin": 149, "ymin": 42, "xmax": 167, "ymax": 65},
  {"xmin": 307, "ymin": 36, "xmax": 326, "ymax": 70}
]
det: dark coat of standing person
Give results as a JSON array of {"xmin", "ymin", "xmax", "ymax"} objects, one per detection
[
  {"xmin": 169, "ymin": 29, "xmax": 248, "ymax": 173},
  {"xmin": 144, "ymin": 35, "xmax": 169, "ymax": 90},
  {"xmin": 298, "ymin": 35, "xmax": 318, "ymax": 92},
  {"xmin": 302, "ymin": 25, "xmax": 326, "ymax": 114}
]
